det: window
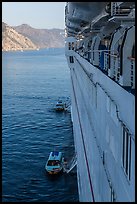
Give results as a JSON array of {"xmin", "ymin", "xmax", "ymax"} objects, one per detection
[
  {"xmin": 122, "ymin": 124, "xmax": 132, "ymax": 180},
  {"xmin": 70, "ymin": 56, "xmax": 74, "ymax": 63},
  {"xmin": 68, "ymin": 42, "xmax": 71, "ymax": 50},
  {"xmin": 72, "ymin": 42, "xmax": 74, "ymax": 50}
]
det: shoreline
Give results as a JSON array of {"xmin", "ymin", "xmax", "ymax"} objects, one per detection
[{"xmin": 2, "ymin": 46, "xmax": 65, "ymax": 52}]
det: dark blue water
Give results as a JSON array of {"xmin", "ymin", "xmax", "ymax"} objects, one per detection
[{"xmin": 2, "ymin": 48, "xmax": 79, "ymax": 202}]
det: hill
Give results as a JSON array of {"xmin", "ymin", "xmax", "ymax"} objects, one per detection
[
  {"xmin": 2, "ymin": 22, "xmax": 38, "ymax": 51},
  {"xmin": 13, "ymin": 24, "xmax": 65, "ymax": 48}
]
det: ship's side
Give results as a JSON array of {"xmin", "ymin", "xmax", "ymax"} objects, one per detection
[{"xmin": 65, "ymin": 2, "xmax": 135, "ymax": 202}]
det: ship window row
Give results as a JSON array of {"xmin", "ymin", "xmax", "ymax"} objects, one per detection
[{"xmin": 122, "ymin": 124, "xmax": 132, "ymax": 181}]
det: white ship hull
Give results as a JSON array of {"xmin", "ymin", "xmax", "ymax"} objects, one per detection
[
  {"xmin": 66, "ymin": 52, "xmax": 135, "ymax": 202},
  {"xmin": 65, "ymin": 2, "xmax": 135, "ymax": 202}
]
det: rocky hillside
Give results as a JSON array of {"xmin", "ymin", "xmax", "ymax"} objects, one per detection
[
  {"xmin": 13, "ymin": 24, "xmax": 65, "ymax": 48},
  {"xmin": 2, "ymin": 22, "xmax": 38, "ymax": 51}
]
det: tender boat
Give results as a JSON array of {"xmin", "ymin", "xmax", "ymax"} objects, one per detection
[
  {"xmin": 55, "ymin": 100, "xmax": 66, "ymax": 111},
  {"xmin": 45, "ymin": 151, "xmax": 64, "ymax": 174}
]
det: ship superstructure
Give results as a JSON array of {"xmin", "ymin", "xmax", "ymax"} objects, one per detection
[{"xmin": 65, "ymin": 2, "xmax": 135, "ymax": 202}]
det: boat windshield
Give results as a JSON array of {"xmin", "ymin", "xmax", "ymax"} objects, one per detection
[
  {"xmin": 56, "ymin": 104, "xmax": 64, "ymax": 106},
  {"xmin": 47, "ymin": 160, "xmax": 60, "ymax": 166}
]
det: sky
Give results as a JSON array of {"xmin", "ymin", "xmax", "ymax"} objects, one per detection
[{"xmin": 2, "ymin": 2, "xmax": 66, "ymax": 29}]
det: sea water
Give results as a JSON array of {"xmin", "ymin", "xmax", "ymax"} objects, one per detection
[{"xmin": 2, "ymin": 48, "xmax": 79, "ymax": 202}]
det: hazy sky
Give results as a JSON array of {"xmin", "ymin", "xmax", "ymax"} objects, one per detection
[{"xmin": 2, "ymin": 2, "xmax": 66, "ymax": 29}]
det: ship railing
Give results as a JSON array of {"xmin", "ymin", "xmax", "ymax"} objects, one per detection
[
  {"xmin": 127, "ymin": 56, "xmax": 135, "ymax": 89},
  {"xmin": 77, "ymin": 49, "xmax": 121, "ymax": 81},
  {"xmin": 88, "ymin": 49, "xmax": 118, "ymax": 72},
  {"xmin": 78, "ymin": 49, "xmax": 122, "ymax": 81},
  {"xmin": 104, "ymin": 52, "xmax": 120, "ymax": 81},
  {"xmin": 85, "ymin": 49, "xmax": 135, "ymax": 91},
  {"xmin": 104, "ymin": 52, "xmax": 109, "ymax": 71},
  {"xmin": 88, "ymin": 49, "xmax": 109, "ymax": 65}
]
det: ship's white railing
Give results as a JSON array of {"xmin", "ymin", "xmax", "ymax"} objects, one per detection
[
  {"xmin": 127, "ymin": 57, "xmax": 135, "ymax": 89},
  {"xmin": 76, "ymin": 48, "xmax": 135, "ymax": 90},
  {"xmin": 88, "ymin": 50, "xmax": 118, "ymax": 73},
  {"xmin": 104, "ymin": 52, "xmax": 120, "ymax": 81},
  {"xmin": 88, "ymin": 49, "xmax": 109, "ymax": 65},
  {"xmin": 105, "ymin": 53, "xmax": 135, "ymax": 88},
  {"xmin": 104, "ymin": 52, "xmax": 109, "ymax": 71}
]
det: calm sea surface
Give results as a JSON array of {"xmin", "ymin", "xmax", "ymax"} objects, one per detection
[{"xmin": 2, "ymin": 48, "xmax": 79, "ymax": 202}]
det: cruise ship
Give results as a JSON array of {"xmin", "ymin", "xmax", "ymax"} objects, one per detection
[{"xmin": 65, "ymin": 2, "xmax": 135, "ymax": 202}]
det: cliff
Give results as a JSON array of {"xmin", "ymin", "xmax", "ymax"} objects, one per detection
[{"xmin": 2, "ymin": 22, "xmax": 38, "ymax": 51}]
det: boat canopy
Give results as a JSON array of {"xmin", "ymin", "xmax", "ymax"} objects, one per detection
[{"xmin": 48, "ymin": 151, "xmax": 62, "ymax": 161}]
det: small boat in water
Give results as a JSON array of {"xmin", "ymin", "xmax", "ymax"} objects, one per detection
[
  {"xmin": 55, "ymin": 99, "xmax": 66, "ymax": 111},
  {"xmin": 45, "ymin": 151, "xmax": 64, "ymax": 174}
]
